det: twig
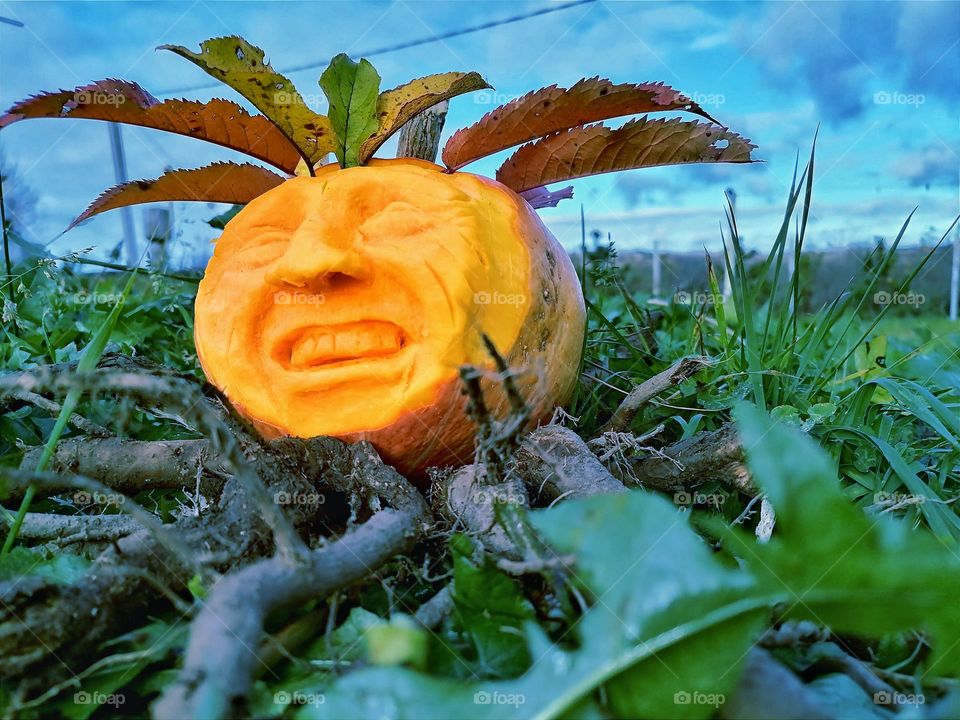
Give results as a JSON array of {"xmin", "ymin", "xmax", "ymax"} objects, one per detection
[
  {"xmin": 497, "ymin": 554, "xmax": 575, "ymax": 576},
  {"xmin": 1, "ymin": 468, "xmax": 199, "ymax": 571},
  {"xmin": 3, "ymin": 388, "xmax": 111, "ymax": 436},
  {"xmin": 155, "ymin": 444, "xmax": 430, "ymax": 720},
  {"xmin": 413, "ymin": 584, "xmax": 454, "ymax": 630},
  {"xmin": 13, "ymin": 511, "xmax": 140, "ymax": 544},
  {"xmin": 599, "ymin": 356, "xmax": 710, "ymax": 434},
  {"xmin": 0, "ymin": 367, "xmax": 307, "ymax": 560},
  {"xmin": 14, "ymin": 438, "xmax": 225, "ymax": 502}
]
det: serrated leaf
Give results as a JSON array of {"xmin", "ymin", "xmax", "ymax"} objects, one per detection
[
  {"xmin": 0, "ymin": 80, "xmax": 302, "ymax": 173},
  {"xmin": 732, "ymin": 403, "xmax": 960, "ymax": 675},
  {"xmin": 69, "ymin": 163, "xmax": 285, "ymax": 229},
  {"xmin": 496, "ymin": 117, "xmax": 757, "ymax": 193},
  {"xmin": 319, "ymin": 54, "xmax": 381, "ymax": 168},
  {"xmin": 360, "ymin": 71, "xmax": 489, "ymax": 162},
  {"xmin": 161, "ymin": 37, "xmax": 335, "ymax": 166},
  {"xmin": 443, "ymin": 78, "xmax": 718, "ymax": 171}
]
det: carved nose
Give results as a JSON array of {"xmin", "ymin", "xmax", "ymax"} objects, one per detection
[{"xmin": 265, "ymin": 218, "xmax": 367, "ymax": 287}]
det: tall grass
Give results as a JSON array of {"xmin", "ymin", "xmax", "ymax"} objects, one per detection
[{"xmin": 578, "ymin": 148, "xmax": 960, "ymax": 540}]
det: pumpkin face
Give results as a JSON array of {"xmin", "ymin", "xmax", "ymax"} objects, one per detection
[{"xmin": 194, "ymin": 159, "xmax": 585, "ymax": 475}]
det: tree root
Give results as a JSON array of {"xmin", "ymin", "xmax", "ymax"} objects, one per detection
[
  {"xmin": 13, "ymin": 438, "xmax": 226, "ymax": 501},
  {"xmin": 599, "ymin": 356, "xmax": 710, "ymax": 434},
  {"xmin": 154, "ymin": 441, "xmax": 430, "ymax": 720}
]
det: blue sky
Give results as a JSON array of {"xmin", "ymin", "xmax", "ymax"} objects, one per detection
[{"xmin": 0, "ymin": 0, "xmax": 957, "ymax": 265}]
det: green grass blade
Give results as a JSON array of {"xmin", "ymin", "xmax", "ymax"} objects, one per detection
[{"xmin": 1, "ymin": 269, "xmax": 139, "ymax": 555}]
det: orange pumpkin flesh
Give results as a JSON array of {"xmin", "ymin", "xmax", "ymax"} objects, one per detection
[{"xmin": 194, "ymin": 159, "xmax": 585, "ymax": 476}]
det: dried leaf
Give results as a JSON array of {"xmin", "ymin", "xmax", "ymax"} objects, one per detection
[
  {"xmin": 359, "ymin": 71, "xmax": 490, "ymax": 162},
  {"xmin": 0, "ymin": 79, "xmax": 302, "ymax": 174},
  {"xmin": 69, "ymin": 162, "xmax": 285, "ymax": 229},
  {"xmin": 496, "ymin": 117, "xmax": 757, "ymax": 193},
  {"xmin": 161, "ymin": 37, "xmax": 335, "ymax": 167},
  {"xmin": 520, "ymin": 185, "xmax": 574, "ymax": 209},
  {"xmin": 443, "ymin": 77, "xmax": 717, "ymax": 171},
  {"xmin": 319, "ymin": 54, "xmax": 381, "ymax": 168}
]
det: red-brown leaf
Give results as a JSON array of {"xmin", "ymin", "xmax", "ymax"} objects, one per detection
[
  {"xmin": 495, "ymin": 117, "xmax": 757, "ymax": 193},
  {"xmin": 442, "ymin": 78, "xmax": 717, "ymax": 171},
  {"xmin": 69, "ymin": 162, "xmax": 285, "ymax": 229},
  {"xmin": 0, "ymin": 80, "xmax": 302, "ymax": 173}
]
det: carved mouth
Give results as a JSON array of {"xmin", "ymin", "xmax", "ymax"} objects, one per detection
[{"xmin": 282, "ymin": 321, "xmax": 407, "ymax": 368}]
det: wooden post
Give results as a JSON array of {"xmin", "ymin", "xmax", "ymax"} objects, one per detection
[
  {"xmin": 108, "ymin": 123, "xmax": 138, "ymax": 265},
  {"xmin": 950, "ymin": 227, "xmax": 959, "ymax": 322},
  {"xmin": 144, "ymin": 207, "xmax": 171, "ymax": 270},
  {"xmin": 396, "ymin": 101, "xmax": 449, "ymax": 163}
]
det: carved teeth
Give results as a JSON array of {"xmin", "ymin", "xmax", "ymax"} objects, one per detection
[{"xmin": 288, "ymin": 322, "xmax": 403, "ymax": 368}]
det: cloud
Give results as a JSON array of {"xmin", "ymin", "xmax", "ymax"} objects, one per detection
[
  {"xmin": 734, "ymin": 1, "xmax": 959, "ymax": 123},
  {"xmin": 890, "ymin": 142, "xmax": 960, "ymax": 189}
]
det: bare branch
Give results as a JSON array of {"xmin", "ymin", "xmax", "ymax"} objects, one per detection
[
  {"xmin": 155, "ymin": 443, "xmax": 430, "ymax": 720},
  {"xmin": 599, "ymin": 356, "xmax": 710, "ymax": 434}
]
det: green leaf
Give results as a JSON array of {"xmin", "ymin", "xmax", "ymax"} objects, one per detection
[
  {"xmin": 161, "ymin": 37, "xmax": 335, "ymax": 167},
  {"xmin": 732, "ymin": 403, "xmax": 960, "ymax": 675},
  {"xmin": 319, "ymin": 54, "xmax": 381, "ymax": 168},
  {"xmin": 206, "ymin": 204, "xmax": 242, "ymax": 230},
  {"xmin": 359, "ymin": 71, "xmax": 490, "ymax": 162},
  {"xmin": 302, "ymin": 492, "xmax": 765, "ymax": 720},
  {"xmin": 366, "ymin": 616, "xmax": 429, "ymax": 670},
  {"xmin": 1, "ymin": 268, "xmax": 139, "ymax": 555},
  {"xmin": 0, "ymin": 547, "xmax": 90, "ymax": 585},
  {"xmin": 449, "ymin": 534, "xmax": 535, "ymax": 677}
]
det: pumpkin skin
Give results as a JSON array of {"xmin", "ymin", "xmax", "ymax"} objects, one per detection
[{"xmin": 194, "ymin": 158, "xmax": 585, "ymax": 476}]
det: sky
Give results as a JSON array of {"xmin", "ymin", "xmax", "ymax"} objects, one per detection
[{"xmin": 0, "ymin": 0, "xmax": 957, "ymax": 266}]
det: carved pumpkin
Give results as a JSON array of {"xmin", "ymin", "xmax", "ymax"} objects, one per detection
[
  {"xmin": 193, "ymin": 159, "xmax": 585, "ymax": 475},
  {"xmin": 3, "ymin": 37, "xmax": 755, "ymax": 476}
]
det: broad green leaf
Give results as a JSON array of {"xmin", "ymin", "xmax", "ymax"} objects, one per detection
[
  {"xmin": 0, "ymin": 547, "xmax": 90, "ymax": 584},
  {"xmin": 733, "ymin": 404, "xmax": 960, "ymax": 675},
  {"xmin": 359, "ymin": 71, "xmax": 490, "ymax": 162},
  {"xmin": 302, "ymin": 492, "xmax": 765, "ymax": 720},
  {"xmin": 161, "ymin": 37, "xmax": 335, "ymax": 167},
  {"xmin": 449, "ymin": 534, "xmax": 535, "ymax": 677},
  {"xmin": 319, "ymin": 54, "xmax": 381, "ymax": 168},
  {"xmin": 366, "ymin": 616, "xmax": 429, "ymax": 670}
]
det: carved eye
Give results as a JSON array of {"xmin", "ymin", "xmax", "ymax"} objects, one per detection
[
  {"xmin": 357, "ymin": 201, "xmax": 441, "ymax": 243},
  {"xmin": 228, "ymin": 229, "xmax": 291, "ymax": 270}
]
